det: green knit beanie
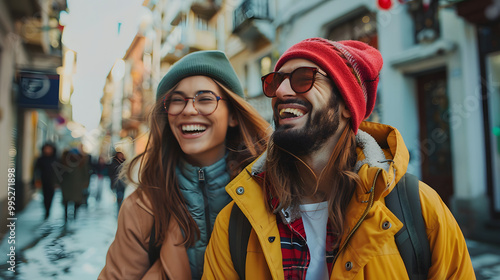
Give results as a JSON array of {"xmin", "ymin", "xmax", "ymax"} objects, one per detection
[{"xmin": 156, "ymin": 50, "xmax": 244, "ymax": 100}]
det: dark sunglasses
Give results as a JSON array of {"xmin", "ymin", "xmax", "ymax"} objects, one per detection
[{"xmin": 261, "ymin": 66, "xmax": 328, "ymax": 97}]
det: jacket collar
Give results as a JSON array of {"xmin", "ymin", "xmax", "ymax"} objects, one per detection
[{"xmin": 176, "ymin": 153, "xmax": 229, "ymax": 185}]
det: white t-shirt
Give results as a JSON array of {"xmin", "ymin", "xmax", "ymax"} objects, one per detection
[{"xmin": 299, "ymin": 201, "xmax": 329, "ymax": 280}]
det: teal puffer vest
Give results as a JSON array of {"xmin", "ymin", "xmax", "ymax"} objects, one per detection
[{"xmin": 176, "ymin": 155, "xmax": 232, "ymax": 279}]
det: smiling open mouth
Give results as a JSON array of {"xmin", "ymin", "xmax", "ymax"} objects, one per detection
[
  {"xmin": 181, "ymin": 124, "xmax": 207, "ymax": 134},
  {"xmin": 279, "ymin": 108, "xmax": 305, "ymax": 119}
]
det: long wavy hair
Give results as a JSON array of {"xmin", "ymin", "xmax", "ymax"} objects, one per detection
[
  {"xmin": 264, "ymin": 91, "xmax": 360, "ymax": 249},
  {"xmin": 124, "ymin": 79, "xmax": 271, "ymax": 247}
]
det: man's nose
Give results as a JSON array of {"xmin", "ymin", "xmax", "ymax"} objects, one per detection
[{"xmin": 274, "ymin": 77, "xmax": 296, "ymax": 99}]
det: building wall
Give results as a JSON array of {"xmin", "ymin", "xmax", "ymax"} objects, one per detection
[
  {"xmin": 0, "ymin": 0, "xmax": 30, "ymax": 236},
  {"xmin": 0, "ymin": 32, "xmax": 18, "ymax": 232}
]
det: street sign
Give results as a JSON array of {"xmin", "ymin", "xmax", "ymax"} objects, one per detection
[{"xmin": 17, "ymin": 71, "xmax": 60, "ymax": 110}]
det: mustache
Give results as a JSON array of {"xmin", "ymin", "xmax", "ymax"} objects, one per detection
[{"xmin": 273, "ymin": 98, "xmax": 311, "ymax": 112}]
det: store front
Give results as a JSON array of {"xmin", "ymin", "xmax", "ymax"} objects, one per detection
[
  {"xmin": 480, "ymin": 25, "xmax": 500, "ymax": 219},
  {"xmin": 457, "ymin": 0, "xmax": 500, "ymax": 219}
]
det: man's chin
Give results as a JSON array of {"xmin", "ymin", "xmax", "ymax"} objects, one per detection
[
  {"xmin": 271, "ymin": 127, "xmax": 315, "ymax": 156},
  {"xmin": 274, "ymin": 123, "xmax": 296, "ymax": 132}
]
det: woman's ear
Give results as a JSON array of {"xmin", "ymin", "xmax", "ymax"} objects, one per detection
[{"xmin": 228, "ymin": 113, "xmax": 239, "ymax": 127}]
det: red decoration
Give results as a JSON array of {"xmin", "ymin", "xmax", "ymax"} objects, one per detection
[
  {"xmin": 422, "ymin": 0, "xmax": 431, "ymax": 11},
  {"xmin": 378, "ymin": 0, "xmax": 392, "ymax": 10}
]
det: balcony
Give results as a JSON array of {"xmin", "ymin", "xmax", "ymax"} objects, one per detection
[
  {"xmin": 6, "ymin": 0, "xmax": 65, "ymax": 62},
  {"xmin": 191, "ymin": 0, "xmax": 220, "ymax": 20},
  {"xmin": 233, "ymin": 0, "xmax": 273, "ymax": 46},
  {"xmin": 5, "ymin": 0, "xmax": 40, "ymax": 20},
  {"xmin": 170, "ymin": 0, "xmax": 221, "ymax": 25},
  {"xmin": 161, "ymin": 24, "xmax": 217, "ymax": 64}
]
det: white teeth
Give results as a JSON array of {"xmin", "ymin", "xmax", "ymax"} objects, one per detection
[
  {"xmin": 181, "ymin": 124, "xmax": 207, "ymax": 132},
  {"xmin": 280, "ymin": 108, "xmax": 304, "ymax": 117}
]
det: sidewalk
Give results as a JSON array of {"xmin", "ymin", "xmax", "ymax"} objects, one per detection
[
  {"xmin": 467, "ymin": 239, "xmax": 500, "ymax": 280},
  {"xmin": 0, "ymin": 176, "xmax": 128, "ymax": 280}
]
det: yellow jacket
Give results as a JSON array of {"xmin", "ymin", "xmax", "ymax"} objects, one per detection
[{"xmin": 203, "ymin": 122, "xmax": 475, "ymax": 279}]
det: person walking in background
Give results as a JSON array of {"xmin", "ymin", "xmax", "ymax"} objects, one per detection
[
  {"xmin": 59, "ymin": 148, "xmax": 91, "ymax": 221},
  {"xmin": 203, "ymin": 38, "xmax": 475, "ymax": 279},
  {"xmin": 34, "ymin": 143, "xmax": 58, "ymax": 219},
  {"xmin": 107, "ymin": 151, "xmax": 126, "ymax": 210},
  {"xmin": 91, "ymin": 155, "xmax": 108, "ymax": 202},
  {"xmin": 99, "ymin": 50, "xmax": 270, "ymax": 280}
]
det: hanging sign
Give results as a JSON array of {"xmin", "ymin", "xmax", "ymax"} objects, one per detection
[{"xmin": 17, "ymin": 70, "xmax": 60, "ymax": 110}]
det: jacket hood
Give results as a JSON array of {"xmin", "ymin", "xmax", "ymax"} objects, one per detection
[{"xmin": 354, "ymin": 121, "xmax": 409, "ymax": 202}]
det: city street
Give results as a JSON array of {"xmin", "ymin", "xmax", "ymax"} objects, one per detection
[
  {"xmin": 1, "ymin": 176, "xmax": 500, "ymax": 280},
  {"xmin": 0, "ymin": 175, "xmax": 128, "ymax": 280}
]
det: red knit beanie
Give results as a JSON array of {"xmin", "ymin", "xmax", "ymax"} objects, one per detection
[{"xmin": 275, "ymin": 38, "xmax": 383, "ymax": 134}]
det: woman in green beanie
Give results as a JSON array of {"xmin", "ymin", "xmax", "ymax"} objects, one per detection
[{"xmin": 99, "ymin": 50, "xmax": 270, "ymax": 279}]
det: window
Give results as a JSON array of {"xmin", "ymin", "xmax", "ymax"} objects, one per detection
[
  {"xmin": 326, "ymin": 11, "xmax": 378, "ymax": 48},
  {"xmin": 409, "ymin": 0, "xmax": 441, "ymax": 44},
  {"xmin": 260, "ymin": 56, "xmax": 272, "ymax": 76}
]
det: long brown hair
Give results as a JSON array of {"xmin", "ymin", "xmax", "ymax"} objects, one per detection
[
  {"xmin": 124, "ymin": 79, "xmax": 270, "ymax": 247},
  {"xmin": 264, "ymin": 97, "xmax": 360, "ymax": 249}
]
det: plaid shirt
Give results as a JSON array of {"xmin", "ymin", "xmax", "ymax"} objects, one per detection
[{"xmin": 270, "ymin": 197, "xmax": 338, "ymax": 279}]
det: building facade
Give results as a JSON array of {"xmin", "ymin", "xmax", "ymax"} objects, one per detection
[{"xmin": 0, "ymin": 0, "xmax": 65, "ymax": 237}]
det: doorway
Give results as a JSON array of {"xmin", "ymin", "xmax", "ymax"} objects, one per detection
[
  {"xmin": 416, "ymin": 70, "xmax": 454, "ymax": 205},
  {"xmin": 486, "ymin": 52, "xmax": 500, "ymax": 215}
]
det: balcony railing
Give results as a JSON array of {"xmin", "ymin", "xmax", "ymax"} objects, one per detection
[
  {"xmin": 233, "ymin": 0, "xmax": 269, "ymax": 32},
  {"xmin": 161, "ymin": 24, "xmax": 217, "ymax": 63}
]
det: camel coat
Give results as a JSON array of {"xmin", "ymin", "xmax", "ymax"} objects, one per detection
[{"xmin": 98, "ymin": 190, "xmax": 191, "ymax": 280}]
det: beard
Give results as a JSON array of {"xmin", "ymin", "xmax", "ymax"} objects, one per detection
[{"xmin": 271, "ymin": 95, "xmax": 340, "ymax": 156}]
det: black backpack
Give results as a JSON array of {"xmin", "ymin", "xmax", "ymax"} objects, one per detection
[{"xmin": 228, "ymin": 173, "xmax": 431, "ymax": 280}]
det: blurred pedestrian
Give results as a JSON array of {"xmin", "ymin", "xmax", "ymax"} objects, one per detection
[
  {"xmin": 33, "ymin": 143, "xmax": 58, "ymax": 219},
  {"xmin": 60, "ymin": 148, "xmax": 91, "ymax": 221},
  {"xmin": 99, "ymin": 50, "xmax": 270, "ymax": 279},
  {"xmin": 91, "ymin": 155, "xmax": 108, "ymax": 202},
  {"xmin": 78, "ymin": 144, "xmax": 92, "ymax": 206},
  {"xmin": 107, "ymin": 151, "xmax": 126, "ymax": 210}
]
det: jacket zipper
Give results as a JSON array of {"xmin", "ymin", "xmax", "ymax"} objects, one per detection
[
  {"xmin": 199, "ymin": 169, "xmax": 212, "ymax": 235},
  {"xmin": 332, "ymin": 168, "xmax": 382, "ymax": 265}
]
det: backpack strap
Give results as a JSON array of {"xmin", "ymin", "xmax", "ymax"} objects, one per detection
[
  {"xmin": 148, "ymin": 222, "xmax": 161, "ymax": 267},
  {"xmin": 229, "ymin": 203, "xmax": 252, "ymax": 280},
  {"xmin": 385, "ymin": 173, "xmax": 431, "ymax": 280}
]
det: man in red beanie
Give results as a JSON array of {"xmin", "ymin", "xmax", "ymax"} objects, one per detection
[{"xmin": 204, "ymin": 38, "xmax": 475, "ymax": 279}]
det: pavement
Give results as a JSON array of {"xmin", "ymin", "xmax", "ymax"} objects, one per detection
[
  {"xmin": 468, "ymin": 240, "xmax": 500, "ymax": 280},
  {"xmin": 0, "ymin": 175, "xmax": 499, "ymax": 279},
  {"xmin": 0, "ymin": 176, "xmax": 130, "ymax": 280}
]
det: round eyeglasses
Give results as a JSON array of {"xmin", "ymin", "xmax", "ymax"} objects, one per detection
[
  {"xmin": 163, "ymin": 90, "xmax": 226, "ymax": 116},
  {"xmin": 261, "ymin": 66, "xmax": 328, "ymax": 97}
]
